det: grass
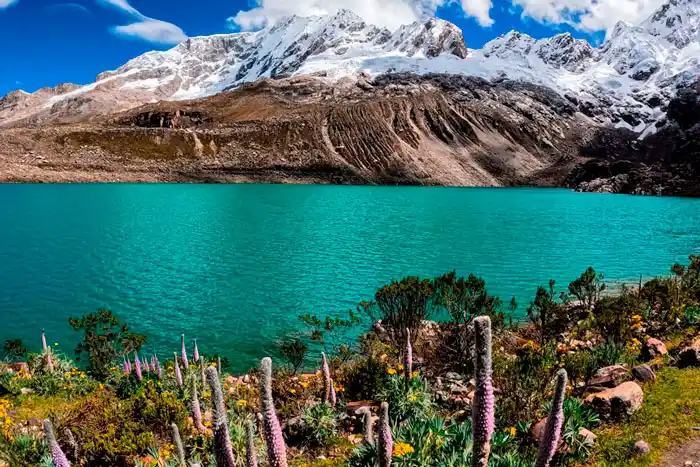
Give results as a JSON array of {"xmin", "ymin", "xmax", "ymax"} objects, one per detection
[{"xmin": 588, "ymin": 366, "xmax": 700, "ymax": 466}]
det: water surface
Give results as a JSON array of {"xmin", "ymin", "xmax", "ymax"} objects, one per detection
[{"xmin": 1, "ymin": 185, "xmax": 698, "ymax": 371}]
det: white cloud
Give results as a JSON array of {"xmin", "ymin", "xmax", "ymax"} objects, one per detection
[
  {"xmin": 0, "ymin": 0, "xmax": 18, "ymax": 9},
  {"xmin": 46, "ymin": 3, "xmax": 91, "ymax": 14},
  {"xmin": 510, "ymin": 0, "xmax": 667, "ymax": 32},
  {"xmin": 231, "ymin": 0, "xmax": 495, "ymax": 31},
  {"xmin": 114, "ymin": 19, "xmax": 188, "ymax": 44},
  {"xmin": 99, "ymin": 0, "xmax": 187, "ymax": 44}
]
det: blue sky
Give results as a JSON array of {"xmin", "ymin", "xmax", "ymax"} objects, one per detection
[{"xmin": 0, "ymin": 0, "xmax": 658, "ymax": 97}]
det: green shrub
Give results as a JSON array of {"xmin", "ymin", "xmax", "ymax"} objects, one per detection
[
  {"xmin": 377, "ymin": 373, "xmax": 434, "ymax": 423},
  {"xmin": 0, "ymin": 433, "xmax": 50, "ymax": 467},
  {"xmin": 298, "ymin": 402, "xmax": 339, "ymax": 448},
  {"xmin": 2, "ymin": 339, "xmax": 27, "ymax": 362}
]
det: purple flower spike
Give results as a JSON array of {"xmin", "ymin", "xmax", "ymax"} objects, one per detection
[
  {"xmin": 193, "ymin": 339, "xmax": 200, "ymax": 362},
  {"xmin": 174, "ymin": 353, "xmax": 183, "ymax": 388},
  {"xmin": 47, "ymin": 351, "xmax": 54, "ymax": 372},
  {"xmin": 378, "ymin": 402, "xmax": 392, "ymax": 467},
  {"xmin": 260, "ymin": 357, "xmax": 288, "ymax": 467},
  {"xmin": 181, "ymin": 334, "xmax": 189, "ymax": 369},
  {"xmin": 134, "ymin": 352, "xmax": 143, "ymax": 381},
  {"xmin": 42, "ymin": 329, "xmax": 48, "ymax": 352},
  {"xmin": 206, "ymin": 366, "xmax": 236, "ymax": 467},
  {"xmin": 246, "ymin": 419, "xmax": 258, "ymax": 467},
  {"xmin": 404, "ymin": 328, "xmax": 413, "ymax": 391},
  {"xmin": 329, "ymin": 379, "xmax": 337, "ymax": 408},
  {"xmin": 472, "ymin": 316, "xmax": 494, "ymax": 467},
  {"xmin": 44, "ymin": 420, "xmax": 71, "ymax": 467},
  {"xmin": 321, "ymin": 352, "xmax": 331, "ymax": 404},
  {"xmin": 122, "ymin": 358, "xmax": 130, "ymax": 374},
  {"xmin": 536, "ymin": 370, "xmax": 568, "ymax": 467},
  {"xmin": 191, "ymin": 374, "xmax": 206, "ymax": 433}
]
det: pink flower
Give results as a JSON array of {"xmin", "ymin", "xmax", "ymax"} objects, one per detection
[
  {"xmin": 134, "ymin": 352, "xmax": 143, "ymax": 381},
  {"xmin": 181, "ymin": 334, "xmax": 189, "ymax": 369}
]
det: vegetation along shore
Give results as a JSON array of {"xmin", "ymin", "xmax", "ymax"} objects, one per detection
[{"xmin": 1, "ymin": 255, "xmax": 700, "ymax": 466}]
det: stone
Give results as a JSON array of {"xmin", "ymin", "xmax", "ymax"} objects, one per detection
[
  {"xmin": 578, "ymin": 428, "xmax": 596, "ymax": 444},
  {"xmin": 588, "ymin": 365, "xmax": 632, "ymax": 388},
  {"xmin": 641, "ymin": 338, "xmax": 668, "ymax": 360},
  {"xmin": 530, "ymin": 418, "xmax": 548, "ymax": 445},
  {"xmin": 346, "ymin": 400, "xmax": 373, "ymax": 416},
  {"xmin": 634, "ymin": 440, "xmax": 650, "ymax": 454},
  {"xmin": 20, "ymin": 387, "xmax": 33, "ymax": 395},
  {"xmin": 632, "ymin": 364, "xmax": 656, "ymax": 383},
  {"xmin": 679, "ymin": 338, "xmax": 700, "ymax": 368},
  {"xmin": 584, "ymin": 381, "xmax": 644, "ymax": 419}
]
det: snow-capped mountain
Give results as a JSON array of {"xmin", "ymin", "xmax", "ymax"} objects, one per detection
[{"xmin": 3, "ymin": 0, "xmax": 700, "ymax": 132}]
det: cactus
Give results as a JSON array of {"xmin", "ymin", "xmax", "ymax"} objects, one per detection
[
  {"xmin": 260, "ymin": 357, "xmax": 288, "ymax": 467},
  {"xmin": 193, "ymin": 339, "xmax": 200, "ymax": 362},
  {"xmin": 378, "ymin": 402, "xmax": 392, "ymax": 467},
  {"xmin": 41, "ymin": 329, "xmax": 48, "ymax": 352},
  {"xmin": 246, "ymin": 419, "xmax": 259, "ymax": 467},
  {"xmin": 404, "ymin": 328, "xmax": 413, "ymax": 391},
  {"xmin": 472, "ymin": 316, "xmax": 495, "ymax": 467},
  {"xmin": 174, "ymin": 353, "xmax": 183, "ymax": 388},
  {"xmin": 206, "ymin": 366, "xmax": 236, "ymax": 467},
  {"xmin": 191, "ymin": 374, "xmax": 206, "ymax": 432},
  {"xmin": 181, "ymin": 334, "xmax": 189, "ymax": 369},
  {"xmin": 134, "ymin": 352, "xmax": 143, "ymax": 381},
  {"xmin": 171, "ymin": 423, "xmax": 186, "ymax": 467},
  {"xmin": 535, "ymin": 369, "xmax": 568, "ymax": 467},
  {"xmin": 321, "ymin": 352, "xmax": 331, "ymax": 404},
  {"xmin": 43, "ymin": 420, "xmax": 71, "ymax": 467}
]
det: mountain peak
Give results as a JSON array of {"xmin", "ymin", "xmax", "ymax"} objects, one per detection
[{"xmin": 641, "ymin": 0, "xmax": 700, "ymax": 47}]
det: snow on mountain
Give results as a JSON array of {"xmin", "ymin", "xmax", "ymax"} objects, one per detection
[{"xmin": 4, "ymin": 0, "xmax": 700, "ymax": 133}]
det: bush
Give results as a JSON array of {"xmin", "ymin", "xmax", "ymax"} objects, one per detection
[
  {"xmin": 591, "ymin": 296, "xmax": 637, "ymax": 344},
  {"xmin": 298, "ymin": 402, "xmax": 339, "ymax": 448},
  {"xmin": 377, "ymin": 373, "xmax": 434, "ymax": 423},
  {"xmin": 568, "ymin": 267, "xmax": 606, "ymax": 310},
  {"xmin": 2, "ymin": 339, "xmax": 27, "ymax": 362},
  {"xmin": 527, "ymin": 281, "xmax": 566, "ymax": 346},
  {"xmin": 69, "ymin": 309, "xmax": 146, "ymax": 381},
  {"xmin": 279, "ymin": 339, "xmax": 308, "ymax": 375}
]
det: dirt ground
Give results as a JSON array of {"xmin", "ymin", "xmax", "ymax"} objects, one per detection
[{"xmin": 660, "ymin": 436, "xmax": 700, "ymax": 467}]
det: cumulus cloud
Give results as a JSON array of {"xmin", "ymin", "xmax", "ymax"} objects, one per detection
[
  {"xmin": 230, "ymin": 0, "xmax": 495, "ymax": 31},
  {"xmin": 510, "ymin": 0, "xmax": 667, "ymax": 32},
  {"xmin": 100, "ymin": 0, "xmax": 187, "ymax": 44},
  {"xmin": 0, "ymin": 0, "xmax": 18, "ymax": 9}
]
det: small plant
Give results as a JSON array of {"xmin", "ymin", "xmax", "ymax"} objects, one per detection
[
  {"xmin": 527, "ymin": 281, "xmax": 564, "ymax": 346},
  {"xmin": 2, "ymin": 339, "xmax": 27, "ymax": 361},
  {"xmin": 568, "ymin": 267, "xmax": 606, "ymax": 310},
  {"xmin": 298, "ymin": 402, "xmax": 339, "ymax": 448}
]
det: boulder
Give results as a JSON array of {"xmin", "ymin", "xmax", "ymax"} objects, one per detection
[
  {"xmin": 634, "ymin": 440, "xmax": 650, "ymax": 454},
  {"xmin": 588, "ymin": 365, "xmax": 632, "ymax": 388},
  {"xmin": 641, "ymin": 338, "xmax": 668, "ymax": 360},
  {"xmin": 584, "ymin": 381, "xmax": 644, "ymax": 419},
  {"xmin": 679, "ymin": 339, "xmax": 700, "ymax": 368},
  {"xmin": 632, "ymin": 364, "xmax": 656, "ymax": 383}
]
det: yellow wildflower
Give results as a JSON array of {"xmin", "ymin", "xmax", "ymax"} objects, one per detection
[
  {"xmin": 509, "ymin": 426, "xmax": 516, "ymax": 437},
  {"xmin": 411, "ymin": 371, "xmax": 419, "ymax": 378},
  {"xmin": 393, "ymin": 442, "xmax": 415, "ymax": 457},
  {"xmin": 237, "ymin": 400, "xmax": 248, "ymax": 407},
  {"xmin": 300, "ymin": 381, "xmax": 309, "ymax": 388},
  {"xmin": 397, "ymin": 364, "xmax": 405, "ymax": 371},
  {"xmin": 387, "ymin": 368, "xmax": 397, "ymax": 375}
]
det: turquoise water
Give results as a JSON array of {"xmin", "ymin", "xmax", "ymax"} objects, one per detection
[{"xmin": 0, "ymin": 184, "xmax": 699, "ymax": 371}]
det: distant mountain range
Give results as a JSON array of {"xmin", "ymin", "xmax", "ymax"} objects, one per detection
[{"xmin": 1, "ymin": 0, "xmax": 698, "ymax": 195}]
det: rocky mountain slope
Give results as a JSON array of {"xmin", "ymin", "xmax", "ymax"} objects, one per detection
[{"xmin": 0, "ymin": 0, "xmax": 699, "ymax": 194}]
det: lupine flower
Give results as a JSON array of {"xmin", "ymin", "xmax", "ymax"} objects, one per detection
[
  {"xmin": 44, "ymin": 420, "xmax": 71, "ymax": 467},
  {"xmin": 193, "ymin": 339, "xmax": 200, "ymax": 362},
  {"xmin": 246, "ymin": 419, "xmax": 258, "ymax": 467},
  {"xmin": 321, "ymin": 352, "xmax": 331, "ymax": 404},
  {"xmin": 171, "ymin": 423, "xmax": 186, "ymax": 467},
  {"xmin": 142, "ymin": 357, "xmax": 150, "ymax": 373},
  {"xmin": 155, "ymin": 356, "xmax": 162, "ymax": 380},
  {"xmin": 42, "ymin": 329, "xmax": 48, "ymax": 352},
  {"xmin": 123, "ymin": 357, "xmax": 130, "ymax": 374},
  {"xmin": 181, "ymin": 334, "xmax": 189, "ymax": 369},
  {"xmin": 47, "ymin": 351, "xmax": 54, "ymax": 372},
  {"xmin": 329, "ymin": 379, "xmax": 337, "ymax": 408},
  {"xmin": 174, "ymin": 353, "xmax": 183, "ymax": 388},
  {"xmin": 134, "ymin": 352, "xmax": 143, "ymax": 381},
  {"xmin": 472, "ymin": 316, "xmax": 494, "ymax": 467},
  {"xmin": 260, "ymin": 357, "xmax": 288, "ymax": 467},
  {"xmin": 378, "ymin": 402, "xmax": 392, "ymax": 467},
  {"xmin": 535, "ymin": 369, "xmax": 568, "ymax": 467},
  {"xmin": 206, "ymin": 366, "xmax": 236, "ymax": 467}
]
